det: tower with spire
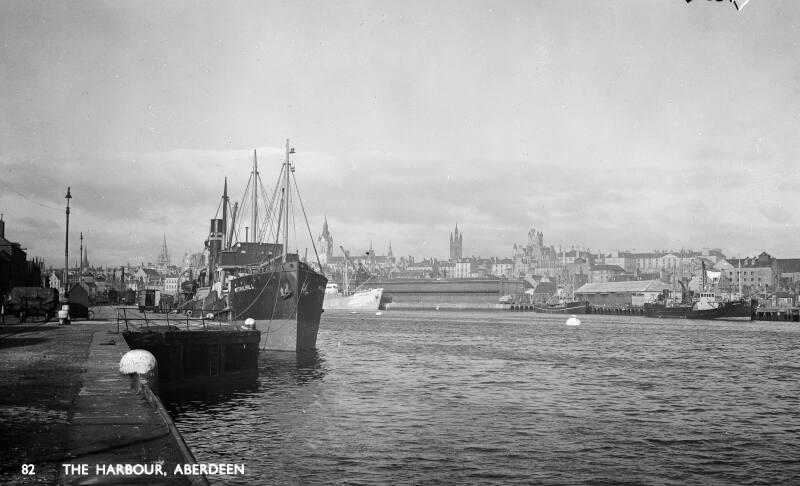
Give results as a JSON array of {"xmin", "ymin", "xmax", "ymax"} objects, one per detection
[
  {"xmin": 449, "ymin": 223, "xmax": 463, "ymax": 262},
  {"xmin": 318, "ymin": 217, "xmax": 334, "ymax": 259},
  {"xmin": 158, "ymin": 233, "xmax": 170, "ymax": 267}
]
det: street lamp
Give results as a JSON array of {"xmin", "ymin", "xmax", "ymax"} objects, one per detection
[{"xmin": 60, "ymin": 187, "xmax": 72, "ymax": 325}]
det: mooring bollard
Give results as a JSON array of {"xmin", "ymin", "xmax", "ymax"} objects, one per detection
[
  {"xmin": 119, "ymin": 349, "xmax": 159, "ymax": 394},
  {"xmin": 58, "ymin": 305, "xmax": 70, "ymax": 326}
]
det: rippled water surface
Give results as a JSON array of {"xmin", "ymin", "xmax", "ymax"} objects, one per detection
[{"xmin": 165, "ymin": 311, "xmax": 800, "ymax": 485}]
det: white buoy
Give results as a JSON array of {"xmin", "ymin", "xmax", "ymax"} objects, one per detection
[
  {"xmin": 243, "ymin": 318, "xmax": 256, "ymax": 330},
  {"xmin": 120, "ymin": 349, "xmax": 159, "ymax": 393},
  {"xmin": 375, "ymin": 311, "xmax": 383, "ymax": 316},
  {"xmin": 566, "ymin": 314, "xmax": 581, "ymax": 326}
]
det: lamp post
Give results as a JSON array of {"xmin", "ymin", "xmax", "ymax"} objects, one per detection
[{"xmin": 60, "ymin": 187, "xmax": 72, "ymax": 325}]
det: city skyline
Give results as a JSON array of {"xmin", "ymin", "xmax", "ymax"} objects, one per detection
[{"xmin": 2, "ymin": 1, "xmax": 799, "ymax": 267}]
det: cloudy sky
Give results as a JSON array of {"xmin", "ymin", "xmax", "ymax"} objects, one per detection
[{"xmin": 1, "ymin": 0, "xmax": 798, "ymax": 268}]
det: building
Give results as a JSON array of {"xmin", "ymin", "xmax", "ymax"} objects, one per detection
[
  {"xmin": 164, "ymin": 276, "xmax": 181, "ymax": 295},
  {"xmin": 317, "ymin": 217, "xmax": 335, "ymax": 265},
  {"xmin": 449, "ymin": 223, "xmax": 463, "ymax": 261},
  {"xmin": 575, "ymin": 280, "xmax": 672, "ymax": 308},
  {"xmin": 491, "ymin": 258, "xmax": 514, "ymax": 278},
  {"xmin": 0, "ymin": 217, "xmax": 44, "ymax": 296},
  {"xmin": 453, "ymin": 258, "xmax": 471, "ymax": 279},
  {"xmin": 588, "ymin": 264, "xmax": 626, "ymax": 283},
  {"xmin": 777, "ymin": 258, "xmax": 800, "ymax": 292},
  {"xmin": 722, "ymin": 253, "xmax": 779, "ymax": 294}
]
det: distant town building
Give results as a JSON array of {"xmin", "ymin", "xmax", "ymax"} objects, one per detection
[
  {"xmin": 449, "ymin": 223, "xmax": 463, "ymax": 262},
  {"xmin": 723, "ymin": 252, "xmax": 779, "ymax": 294},
  {"xmin": 157, "ymin": 234, "xmax": 171, "ymax": 267},
  {"xmin": 317, "ymin": 217, "xmax": 334, "ymax": 265},
  {"xmin": 164, "ymin": 276, "xmax": 180, "ymax": 295},
  {"xmin": 589, "ymin": 264, "xmax": 626, "ymax": 283}
]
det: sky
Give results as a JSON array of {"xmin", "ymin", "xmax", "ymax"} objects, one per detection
[{"xmin": 1, "ymin": 0, "xmax": 799, "ymax": 268}]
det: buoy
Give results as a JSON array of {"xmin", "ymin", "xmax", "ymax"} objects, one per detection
[
  {"xmin": 375, "ymin": 311, "xmax": 383, "ymax": 316},
  {"xmin": 566, "ymin": 314, "xmax": 581, "ymax": 326},
  {"xmin": 120, "ymin": 349, "xmax": 159, "ymax": 393},
  {"xmin": 243, "ymin": 318, "xmax": 256, "ymax": 330}
]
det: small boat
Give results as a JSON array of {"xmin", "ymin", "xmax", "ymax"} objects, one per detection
[{"xmin": 533, "ymin": 300, "xmax": 590, "ymax": 314}]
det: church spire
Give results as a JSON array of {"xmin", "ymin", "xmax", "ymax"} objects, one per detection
[{"xmin": 158, "ymin": 233, "xmax": 170, "ymax": 266}]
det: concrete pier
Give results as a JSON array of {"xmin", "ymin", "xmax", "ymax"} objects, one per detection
[{"xmin": 0, "ymin": 311, "xmax": 208, "ymax": 485}]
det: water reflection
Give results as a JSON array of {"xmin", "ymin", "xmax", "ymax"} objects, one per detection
[
  {"xmin": 259, "ymin": 349, "xmax": 327, "ymax": 385},
  {"xmin": 160, "ymin": 373, "xmax": 260, "ymax": 409}
]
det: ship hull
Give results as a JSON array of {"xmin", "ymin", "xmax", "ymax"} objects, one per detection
[
  {"xmin": 229, "ymin": 261, "xmax": 327, "ymax": 351},
  {"xmin": 532, "ymin": 301, "xmax": 591, "ymax": 314},
  {"xmin": 323, "ymin": 288, "xmax": 384, "ymax": 311},
  {"xmin": 644, "ymin": 299, "xmax": 751, "ymax": 319}
]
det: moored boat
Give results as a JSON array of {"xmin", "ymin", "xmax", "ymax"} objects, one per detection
[
  {"xmin": 532, "ymin": 300, "xmax": 591, "ymax": 314},
  {"xmin": 323, "ymin": 283, "xmax": 384, "ymax": 311},
  {"xmin": 186, "ymin": 140, "xmax": 328, "ymax": 352},
  {"xmin": 643, "ymin": 292, "xmax": 751, "ymax": 319}
]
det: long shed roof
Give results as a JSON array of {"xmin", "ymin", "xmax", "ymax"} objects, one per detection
[{"xmin": 575, "ymin": 279, "xmax": 671, "ymax": 294}]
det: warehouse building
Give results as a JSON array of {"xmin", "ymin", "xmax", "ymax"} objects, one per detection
[{"xmin": 574, "ymin": 280, "xmax": 672, "ymax": 308}]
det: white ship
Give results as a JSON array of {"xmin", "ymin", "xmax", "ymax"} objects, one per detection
[
  {"xmin": 323, "ymin": 283, "xmax": 384, "ymax": 311},
  {"xmin": 322, "ymin": 246, "xmax": 383, "ymax": 311}
]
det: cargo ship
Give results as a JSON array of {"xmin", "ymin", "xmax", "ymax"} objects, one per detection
[
  {"xmin": 323, "ymin": 283, "xmax": 384, "ymax": 311},
  {"xmin": 186, "ymin": 140, "xmax": 327, "ymax": 351},
  {"xmin": 323, "ymin": 247, "xmax": 383, "ymax": 311},
  {"xmin": 358, "ymin": 277, "xmax": 531, "ymax": 310}
]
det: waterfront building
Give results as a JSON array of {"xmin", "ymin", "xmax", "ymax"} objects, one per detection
[
  {"xmin": 575, "ymin": 280, "xmax": 672, "ymax": 308},
  {"xmin": 722, "ymin": 252, "xmax": 779, "ymax": 294}
]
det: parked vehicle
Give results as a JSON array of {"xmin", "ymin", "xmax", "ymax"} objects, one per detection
[
  {"xmin": 5, "ymin": 287, "xmax": 60, "ymax": 322},
  {"xmin": 137, "ymin": 289, "xmax": 162, "ymax": 312}
]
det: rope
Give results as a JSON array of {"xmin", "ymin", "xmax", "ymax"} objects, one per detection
[{"xmin": 292, "ymin": 173, "xmax": 325, "ymax": 276}]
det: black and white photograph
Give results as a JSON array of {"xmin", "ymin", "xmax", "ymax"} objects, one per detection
[{"xmin": 2, "ymin": 0, "xmax": 799, "ymax": 484}]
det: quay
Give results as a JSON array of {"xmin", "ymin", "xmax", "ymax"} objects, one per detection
[
  {"xmin": 508, "ymin": 304, "xmax": 646, "ymax": 315},
  {"xmin": 752, "ymin": 306, "xmax": 800, "ymax": 322},
  {"xmin": 0, "ymin": 307, "xmax": 209, "ymax": 485},
  {"xmin": 116, "ymin": 307, "xmax": 260, "ymax": 390}
]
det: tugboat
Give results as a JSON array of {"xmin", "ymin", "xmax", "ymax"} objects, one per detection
[{"xmin": 643, "ymin": 263, "xmax": 750, "ymax": 319}]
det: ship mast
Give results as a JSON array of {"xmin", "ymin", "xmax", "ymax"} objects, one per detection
[
  {"xmin": 252, "ymin": 150, "xmax": 258, "ymax": 243},
  {"xmin": 222, "ymin": 177, "xmax": 228, "ymax": 250},
  {"xmin": 283, "ymin": 139, "xmax": 293, "ymax": 258},
  {"xmin": 738, "ymin": 257, "xmax": 742, "ymax": 296}
]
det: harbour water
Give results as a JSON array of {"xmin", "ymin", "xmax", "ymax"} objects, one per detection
[{"xmin": 164, "ymin": 311, "xmax": 800, "ymax": 485}]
